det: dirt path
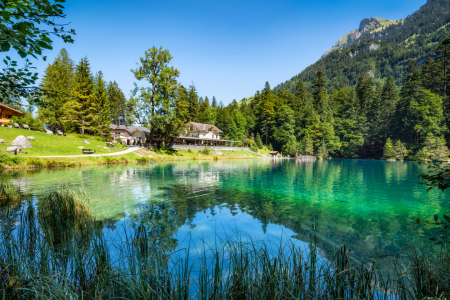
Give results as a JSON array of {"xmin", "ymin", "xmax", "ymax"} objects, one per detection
[{"xmin": 30, "ymin": 146, "xmax": 142, "ymax": 158}]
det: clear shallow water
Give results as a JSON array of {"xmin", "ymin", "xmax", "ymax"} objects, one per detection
[{"xmin": 1, "ymin": 159, "xmax": 448, "ymax": 260}]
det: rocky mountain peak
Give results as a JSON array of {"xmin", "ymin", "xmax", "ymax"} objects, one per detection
[{"xmin": 359, "ymin": 17, "xmax": 379, "ymax": 32}]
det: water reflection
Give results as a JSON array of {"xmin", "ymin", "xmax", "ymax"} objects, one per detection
[{"xmin": 1, "ymin": 159, "xmax": 447, "ymax": 261}]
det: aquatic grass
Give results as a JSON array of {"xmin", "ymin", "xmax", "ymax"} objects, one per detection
[
  {"xmin": 1, "ymin": 188, "xmax": 450, "ymax": 299},
  {"xmin": 0, "ymin": 183, "xmax": 21, "ymax": 209}
]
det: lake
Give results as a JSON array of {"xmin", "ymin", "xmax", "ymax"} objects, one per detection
[{"xmin": 1, "ymin": 158, "xmax": 448, "ymax": 261}]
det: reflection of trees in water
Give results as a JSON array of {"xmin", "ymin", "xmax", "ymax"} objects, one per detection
[{"xmin": 1, "ymin": 160, "xmax": 446, "ymax": 262}]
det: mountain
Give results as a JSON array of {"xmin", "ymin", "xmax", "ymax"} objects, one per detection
[
  {"xmin": 321, "ymin": 18, "xmax": 399, "ymax": 58},
  {"xmin": 275, "ymin": 0, "xmax": 450, "ymax": 93}
]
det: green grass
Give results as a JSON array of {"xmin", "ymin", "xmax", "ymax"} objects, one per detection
[{"xmin": 0, "ymin": 127, "xmax": 127, "ymax": 156}]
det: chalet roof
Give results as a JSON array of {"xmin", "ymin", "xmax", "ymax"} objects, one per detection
[
  {"xmin": 269, "ymin": 151, "xmax": 279, "ymax": 155},
  {"xmin": 0, "ymin": 103, "xmax": 24, "ymax": 116},
  {"xmin": 188, "ymin": 122, "xmax": 223, "ymax": 133},
  {"xmin": 109, "ymin": 124, "xmax": 150, "ymax": 134}
]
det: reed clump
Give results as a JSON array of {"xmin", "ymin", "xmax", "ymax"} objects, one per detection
[
  {"xmin": 0, "ymin": 188, "xmax": 449, "ymax": 299},
  {"xmin": 0, "ymin": 183, "xmax": 22, "ymax": 209}
]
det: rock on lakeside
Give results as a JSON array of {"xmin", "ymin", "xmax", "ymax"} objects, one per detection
[
  {"xmin": 27, "ymin": 136, "xmax": 35, "ymax": 141},
  {"xmin": 0, "ymin": 139, "xmax": 5, "ymax": 143},
  {"xmin": 83, "ymin": 140, "xmax": 90, "ymax": 145},
  {"xmin": 12, "ymin": 136, "xmax": 32, "ymax": 148}
]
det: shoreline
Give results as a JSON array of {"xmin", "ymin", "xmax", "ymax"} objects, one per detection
[{"xmin": 0, "ymin": 149, "xmax": 263, "ymax": 171}]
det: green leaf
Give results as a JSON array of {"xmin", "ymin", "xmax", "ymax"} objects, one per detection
[
  {"xmin": 2, "ymin": 9, "xmax": 10, "ymax": 22},
  {"xmin": 444, "ymin": 215, "xmax": 450, "ymax": 224},
  {"xmin": 18, "ymin": 50, "xmax": 27, "ymax": 58},
  {"xmin": 416, "ymin": 218, "xmax": 421, "ymax": 225},
  {"xmin": 1, "ymin": 42, "xmax": 10, "ymax": 52}
]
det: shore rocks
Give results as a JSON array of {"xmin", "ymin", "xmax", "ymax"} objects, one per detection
[
  {"xmin": 83, "ymin": 140, "xmax": 90, "ymax": 145},
  {"xmin": 0, "ymin": 139, "xmax": 5, "ymax": 143},
  {"xmin": 6, "ymin": 146, "xmax": 20, "ymax": 153},
  {"xmin": 12, "ymin": 135, "xmax": 32, "ymax": 148},
  {"xmin": 27, "ymin": 136, "xmax": 35, "ymax": 141}
]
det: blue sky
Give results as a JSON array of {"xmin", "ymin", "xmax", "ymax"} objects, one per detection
[{"xmin": 30, "ymin": 0, "xmax": 425, "ymax": 105}]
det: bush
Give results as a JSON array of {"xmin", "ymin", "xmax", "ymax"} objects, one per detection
[
  {"xmin": 200, "ymin": 147, "xmax": 213, "ymax": 155},
  {"xmin": 0, "ymin": 152, "xmax": 22, "ymax": 166},
  {"xmin": 9, "ymin": 114, "xmax": 44, "ymax": 131}
]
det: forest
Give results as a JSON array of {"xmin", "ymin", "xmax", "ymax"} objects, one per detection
[{"xmin": 2, "ymin": 37, "xmax": 450, "ymax": 161}]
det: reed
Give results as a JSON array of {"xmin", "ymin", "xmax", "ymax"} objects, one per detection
[
  {"xmin": 0, "ymin": 183, "xmax": 22, "ymax": 209},
  {"xmin": 0, "ymin": 188, "xmax": 449, "ymax": 299}
]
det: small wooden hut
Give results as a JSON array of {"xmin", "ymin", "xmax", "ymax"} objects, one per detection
[
  {"xmin": 0, "ymin": 103, "xmax": 24, "ymax": 125},
  {"xmin": 269, "ymin": 151, "xmax": 279, "ymax": 158}
]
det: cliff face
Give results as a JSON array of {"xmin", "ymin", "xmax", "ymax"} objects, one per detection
[{"xmin": 322, "ymin": 17, "xmax": 393, "ymax": 58}]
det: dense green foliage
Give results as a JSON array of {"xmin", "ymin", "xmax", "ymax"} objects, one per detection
[
  {"xmin": 38, "ymin": 49, "xmax": 130, "ymax": 135},
  {"xmin": 0, "ymin": 0, "xmax": 75, "ymax": 101},
  {"xmin": 211, "ymin": 38, "xmax": 450, "ymax": 160}
]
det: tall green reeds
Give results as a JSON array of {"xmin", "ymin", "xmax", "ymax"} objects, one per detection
[
  {"xmin": 0, "ymin": 183, "xmax": 21, "ymax": 209},
  {"xmin": 0, "ymin": 187, "xmax": 449, "ymax": 299}
]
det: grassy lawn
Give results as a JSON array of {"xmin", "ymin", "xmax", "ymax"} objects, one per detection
[{"xmin": 0, "ymin": 127, "xmax": 128, "ymax": 156}]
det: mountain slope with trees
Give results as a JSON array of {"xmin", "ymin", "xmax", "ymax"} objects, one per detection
[{"xmin": 275, "ymin": 0, "xmax": 450, "ymax": 92}]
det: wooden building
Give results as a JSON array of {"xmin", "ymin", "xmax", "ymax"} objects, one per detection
[
  {"xmin": 0, "ymin": 103, "xmax": 24, "ymax": 125},
  {"xmin": 173, "ymin": 122, "xmax": 242, "ymax": 147},
  {"xmin": 109, "ymin": 124, "xmax": 150, "ymax": 145}
]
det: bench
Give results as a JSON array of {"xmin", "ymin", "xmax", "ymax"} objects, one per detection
[{"xmin": 82, "ymin": 149, "xmax": 96, "ymax": 154}]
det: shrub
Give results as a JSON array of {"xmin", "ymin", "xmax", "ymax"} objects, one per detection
[{"xmin": 200, "ymin": 147, "xmax": 213, "ymax": 155}]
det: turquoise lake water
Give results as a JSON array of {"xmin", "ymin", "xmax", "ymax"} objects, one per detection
[{"xmin": 1, "ymin": 159, "xmax": 448, "ymax": 260}]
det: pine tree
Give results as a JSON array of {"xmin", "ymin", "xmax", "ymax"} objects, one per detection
[
  {"xmin": 259, "ymin": 82, "xmax": 275, "ymax": 145},
  {"xmin": 39, "ymin": 48, "xmax": 74, "ymax": 132},
  {"xmin": 91, "ymin": 71, "xmax": 110, "ymax": 136},
  {"xmin": 380, "ymin": 76, "xmax": 398, "ymax": 136},
  {"xmin": 383, "ymin": 138, "xmax": 396, "ymax": 160},
  {"xmin": 312, "ymin": 71, "xmax": 331, "ymax": 122},
  {"xmin": 63, "ymin": 56, "xmax": 94, "ymax": 134},
  {"xmin": 421, "ymin": 57, "xmax": 441, "ymax": 95},
  {"xmin": 255, "ymin": 132, "xmax": 263, "ymax": 149},
  {"xmin": 394, "ymin": 60, "xmax": 423, "ymax": 145},
  {"xmin": 174, "ymin": 85, "xmax": 189, "ymax": 129},
  {"xmin": 393, "ymin": 140, "xmax": 408, "ymax": 161},
  {"xmin": 355, "ymin": 71, "xmax": 374, "ymax": 116},
  {"xmin": 108, "ymin": 81, "xmax": 126, "ymax": 125},
  {"xmin": 187, "ymin": 84, "xmax": 200, "ymax": 122},
  {"xmin": 211, "ymin": 96, "xmax": 218, "ymax": 108}
]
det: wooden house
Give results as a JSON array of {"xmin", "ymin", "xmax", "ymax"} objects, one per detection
[
  {"xmin": 109, "ymin": 124, "xmax": 150, "ymax": 145},
  {"xmin": 0, "ymin": 103, "xmax": 24, "ymax": 125},
  {"xmin": 174, "ymin": 122, "xmax": 241, "ymax": 147}
]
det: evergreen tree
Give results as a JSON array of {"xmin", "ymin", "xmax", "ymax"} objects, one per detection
[
  {"xmin": 272, "ymin": 105, "xmax": 296, "ymax": 150},
  {"xmin": 91, "ymin": 71, "xmax": 110, "ymax": 136},
  {"xmin": 355, "ymin": 71, "xmax": 374, "ymax": 116},
  {"xmin": 394, "ymin": 60, "xmax": 423, "ymax": 145},
  {"xmin": 380, "ymin": 76, "xmax": 398, "ymax": 136},
  {"xmin": 187, "ymin": 84, "xmax": 200, "ymax": 122},
  {"xmin": 212, "ymin": 96, "xmax": 218, "ymax": 109},
  {"xmin": 174, "ymin": 85, "xmax": 189, "ymax": 129},
  {"xmin": 312, "ymin": 71, "xmax": 331, "ymax": 122},
  {"xmin": 39, "ymin": 48, "xmax": 74, "ymax": 132},
  {"xmin": 421, "ymin": 57, "xmax": 441, "ymax": 95},
  {"xmin": 255, "ymin": 132, "xmax": 263, "ymax": 149},
  {"xmin": 383, "ymin": 138, "xmax": 396, "ymax": 160},
  {"xmin": 108, "ymin": 81, "xmax": 126, "ymax": 125},
  {"xmin": 393, "ymin": 140, "xmax": 408, "ymax": 161},
  {"xmin": 63, "ymin": 56, "xmax": 94, "ymax": 134}
]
